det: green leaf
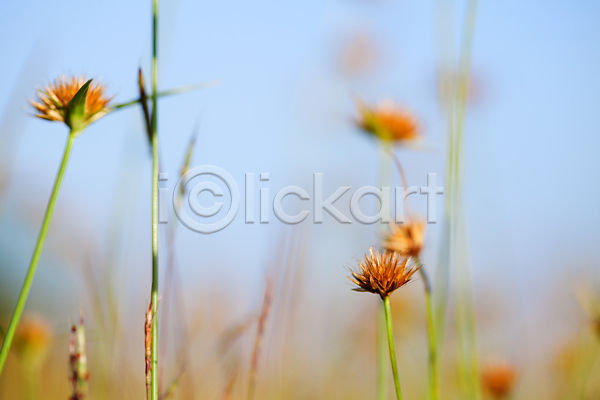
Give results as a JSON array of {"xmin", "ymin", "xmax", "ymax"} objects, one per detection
[
  {"xmin": 107, "ymin": 80, "xmax": 219, "ymax": 113},
  {"xmin": 66, "ymin": 79, "xmax": 92, "ymax": 134}
]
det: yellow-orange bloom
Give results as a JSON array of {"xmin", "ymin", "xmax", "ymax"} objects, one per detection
[
  {"xmin": 355, "ymin": 99, "xmax": 420, "ymax": 143},
  {"xmin": 30, "ymin": 75, "xmax": 112, "ymax": 129},
  {"xmin": 348, "ymin": 247, "xmax": 420, "ymax": 299},
  {"xmin": 481, "ymin": 362, "xmax": 518, "ymax": 398},
  {"xmin": 384, "ymin": 218, "xmax": 426, "ymax": 258},
  {"xmin": 13, "ymin": 315, "xmax": 51, "ymax": 355}
]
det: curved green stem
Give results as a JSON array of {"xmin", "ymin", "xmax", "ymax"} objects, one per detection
[
  {"xmin": 0, "ymin": 132, "xmax": 76, "ymax": 376},
  {"xmin": 383, "ymin": 296, "xmax": 403, "ymax": 400},
  {"xmin": 150, "ymin": 0, "xmax": 159, "ymax": 399}
]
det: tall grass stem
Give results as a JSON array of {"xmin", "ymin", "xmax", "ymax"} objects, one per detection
[
  {"xmin": 150, "ymin": 0, "xmax": 160, "ymax": 399},
  {"xmin": 454, "ymin": 1, "xmax": 480, "ymax": 397},
  {"xmin": 422, "ymin": 269, "xmax": 439, "ymax": 400}
]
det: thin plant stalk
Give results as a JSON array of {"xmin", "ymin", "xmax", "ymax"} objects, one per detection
[
  {"xmin": 150, "ymin": 0, "xmax": 160, "ymax": 399},
  {"xmin": 376, "ymin": 141, "xmax": 392, "ymax": 400},
  {"xmin": 453, "ymin": 0, "xmax": 480, "ymax": 397},
  {"xmin": 377, "ymin": 305, "xmax": 388, "ymax": 400},
  {"xmin": 247, "ymin": 278, "xmax": 274, "ymax": 400},
  {"xmin": 388, "ymin": 149, "xmax": 439, "ymax": 399},
  {"xmin": 431, "ymin": 0, "xmax": 480, "ymax": 397},
  {"xmin": 157, "ymin": 127, "xmax": 199, "ymax": 396},
  {"xmin": 20, "ymin": 360, "xmax": 40, "ymax": 400},
  {"xmin": 383, "ymin": 296, "xmax": 403, "ymax": 400},
  {"xmin": 422, "ymin": 269, "xmax": 439, "ymax": 400},
  {"xmin": 0, "ymin": 133, "xmax": 76, "ymax": 375}
]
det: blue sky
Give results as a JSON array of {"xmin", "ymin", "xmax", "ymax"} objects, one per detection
[{"xmin": 0, "ymin": 0, "xmax": 599, "ymax": 334}]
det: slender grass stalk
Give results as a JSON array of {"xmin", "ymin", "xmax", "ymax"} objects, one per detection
[
  {"xmin": 247, "ymin": 278, "xmax": 274, "ymax": 400},
  {"xmin": 376, "ymin": 141, "xmax": 392, "ymax": 400},
  {"xmin": 20, "ymin": 360, "xmax": 39, "ymax": 400},
  {"xmin": 432, "ymin": 0, "xmax": 457, "ymax": 363},
  {"xmin": 150, "ymin": 0, "xmax": 160, "ymax": 399},
  {"xmin": 0, "ymin": 133, "xmax": 76, "ymax": 375},
  {"xmin": 157, "ymin": 127, "xmax": 199, "ymax": 395},
  {"xmin": 383, "ymin": 296, "xmax": 403, "ymax": 400},
  {"xmin": 421, "ymin": 269, "xmax": 439, "ymax": 400},
  {"xmin": 453, "ymin": 1, "xmax": 480, "ymax": 398}
]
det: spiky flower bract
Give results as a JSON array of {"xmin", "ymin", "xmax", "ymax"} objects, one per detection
[
  {"xmin": 349, "ymin": 247, "xmax": 420, "ymax": 299},
  {"xmin": 30, "ymin": 75, "xmax": 112, "ymax": 131},
  {"xmin": 355, "ymin": 98, "xmax": 420, "ymax": 144},
  {"xmin": 384, "ymin": 218, "xmax": 426, "ymax": 259}
]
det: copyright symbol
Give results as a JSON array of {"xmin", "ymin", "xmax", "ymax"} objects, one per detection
[{"xmin": 173, "ymin": 165, "xmax": 240, "ymax": 234}]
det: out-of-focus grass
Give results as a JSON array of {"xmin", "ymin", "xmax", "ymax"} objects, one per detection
[{"xmin": 1, "ymin": 1, "xmax": 600, "ymax": 399}]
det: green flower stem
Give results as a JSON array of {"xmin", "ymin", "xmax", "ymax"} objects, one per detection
[
  {"xmin": 376, "ymin": 140, "xmax": 392, "ymax": 400},
  {"xmin": 421, "ymin": 268, "xmax": 439, "ymax": 400},
  {"xmin": 383, "ymin": 296, "xmax": 403, "ymax": 400},
  {"xmin": 150, "ymin": 0, "xmax": 159, "ymax": 399},
  {"xmin": 378, "ymin": 303, "xmax": 388, "ymax": 400},
  {"xmin": 0, "ymin": 132, "xmax": 76, "ymax": 376}
]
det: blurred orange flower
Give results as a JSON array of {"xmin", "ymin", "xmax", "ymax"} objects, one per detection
[
  {"xmin": 481, "ymin": 362, "xmax": 518, "ymax": 398},
  {"xmin": 355, "ymin": 98, "xmax": 420, "ymax": 144},
  {"xmin": 384, "ymin": 217, "xmax": 426, "ymax": 259},
  {"xmin": 13, "ymin": 315, "xmax": 51, "ymax": 355}
]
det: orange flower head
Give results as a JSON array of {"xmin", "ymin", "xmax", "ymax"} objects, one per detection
[
  {"xmin": 13, "ymin": 315, "xmax": 52, "ymax": 355},
  {"xmin": 356, "ymin": 99, "xmax": 420, "ymax": 143},
  {"xmin": 481, "ymin": 362, "xmax": 518, "ymax": 398},
  {"xmin": 384, "ymin": 217, "xmax": 426, "ymax": 258},
  {"xmin": 30, "ymin": 75, "xmax": 112, "ymax": 130},
  {"xmin": 348, "ymin": 247, "xmax": 420, "ymax": 299}
]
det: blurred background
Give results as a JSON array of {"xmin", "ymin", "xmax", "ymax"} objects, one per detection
[{"xmin": 0, "ymin": 0, "xmax": 599, "ymax": 399}]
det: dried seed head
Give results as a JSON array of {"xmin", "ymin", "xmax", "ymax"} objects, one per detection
[
  {"xmin": 384, "ymin": 218, "xmax": 426, "ymax": 258},
  {"xmin": 481, "ymin": 362, "xmax": 518, "ymax": 398},
  {"xmin": 30, "ymin": 75, "xmax": 112, "ymax": 130},
  {"xmin": 144, "ymin": 300, "xmax": 154, "ymax": 394},
  {"xmin": 355, "ymin": 98, "xmax": 420, "ymax": 143},
  {"xmin": 348, "ymin": 247, "xmax": 420, "ymax": 299},
  {"xmin": 68, "ymin": 315, "xmax": 89, "ymax": 400}
]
